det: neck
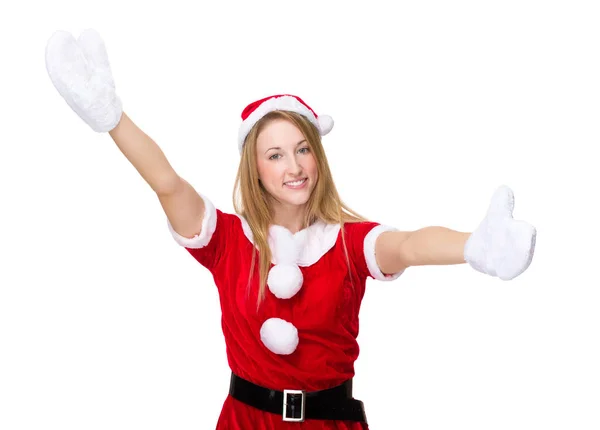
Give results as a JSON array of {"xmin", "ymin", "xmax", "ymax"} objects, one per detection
[{"xmin": 269, "ymin": 202, "xmax": 309, "ymax": 234}]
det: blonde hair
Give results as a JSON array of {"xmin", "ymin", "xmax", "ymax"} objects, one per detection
[{"xmin": 233, "ymin": 110, "xmax": 368, "ymax": 308}]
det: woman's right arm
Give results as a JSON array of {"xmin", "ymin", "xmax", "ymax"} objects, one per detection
[
  {"xmin": 108, "ymin": 112, "xmax": 205, "ymax": 239},
  {"xmin": 45, "ymin": 29, "xmax": 205, "ymax": 240}
]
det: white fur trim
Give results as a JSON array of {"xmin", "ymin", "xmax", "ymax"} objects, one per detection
[
  {"xmin": 267, "ymin": 264, "xmax": 304, "ymax": 299},
  {"xmin": 364, "ymin": 225, "xmax": 405, "ymax": 281},
  {"xmin": 268, "ymin": 225, "xmax": 302, "ymax": 263},
  {"xmin": 260, "ymin": 318, "xmax": 299, "ymax": 355},
  {"xmin": 167, "ymin": 195, "xmax": 217, "ymax": 248},
  {"xmin": 235, "ymin": 215, "xmax": 341, "ymax": 266},
  {"xmin": 318, "ymin": 115, "xmax": 334, "ymax": 135},
  {"xmin": 238, "ymin": 95, "xmax": 321, "ymax": 153}
]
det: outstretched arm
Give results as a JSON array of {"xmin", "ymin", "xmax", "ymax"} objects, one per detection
[
  {"xmin": 109, "ymin": 112, "xmax": 205, "ymax": 239},
  {"xmin": 376, "ymin": 228, "xmax": 470, "ymax": 274},
  {"xmin": 46, "ymin": 29, "xmax": 205, "ymax": 240},
  {"xmin": 375, "ymin": 186, "xmax": 536, "ymax": 280}
]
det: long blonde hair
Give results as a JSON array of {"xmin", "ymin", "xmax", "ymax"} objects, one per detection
[{"xmin": 233, "ymin": 110, "xmax": 368, "ymax": 308}]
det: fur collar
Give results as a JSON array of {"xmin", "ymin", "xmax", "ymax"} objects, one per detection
[{"xmin": 235, "ymin": 215, "xmax": 341, "ymax": 266}]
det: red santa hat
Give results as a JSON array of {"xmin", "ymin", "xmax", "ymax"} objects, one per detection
[{"xmin": 237, "ymin": 94, "xmax": 334, "ymax": 154}]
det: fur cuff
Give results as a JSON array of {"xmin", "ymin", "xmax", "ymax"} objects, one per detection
[
  {"xmin": 167, "ymin": 195, "xmax": 217, "ymax": 248},
  {"xmin": 364, "ymin": 225, "xmax": 405, "ymax": 281}
]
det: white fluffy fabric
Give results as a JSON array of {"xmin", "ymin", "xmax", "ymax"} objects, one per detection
[
  {"xmin": 268, "ymin": 225, "xmax": 302, "ymax": 263},
  {"xmin": 464, "ymin": 185, "xmax": 536, "ymax": 280},
  {"xmin": 317, "ymin": 115, "xmax": 334, "ymax": 135},
  {"xmin": 167, "ymin": 195, "xmax": 217, "ymax": 248},
  {"xmin": 267, "ymin": 264, "xmax": 304, "ymax": 299},
  {"xmin": 260, "ymin": 318, "xmax": 299, "ymax": 355},
  {"xmin": 45, "ymin": 29, "xmax": 123, "ymax": 133},
  {"xmin": 237, "ymin": 216, "xmax": 341, "ymax": 266},
  {"xmin": 266, "ymin": 226, "xmax": 304, "ymax": 298},
  {"xmin": 237, "ymin": 95, "xmax": 333, "ymax": 153},
  {"xmin": 364, "ymin": 225, "xmax": 405, "ymax": 281}
]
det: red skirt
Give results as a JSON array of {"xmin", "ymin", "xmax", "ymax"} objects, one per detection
[{"xmin": 216, "ymin": 395, "xmax": 370, "ymax": 429}]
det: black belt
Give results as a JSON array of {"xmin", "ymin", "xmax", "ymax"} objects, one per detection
[{"xmin": 228, "ymin": 372, "xmax": 368, "ymax": 423}]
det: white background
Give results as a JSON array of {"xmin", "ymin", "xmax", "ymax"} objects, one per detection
[{"xmin": 1, "ymin": 0, "xmax": 599, "ymax": 429}]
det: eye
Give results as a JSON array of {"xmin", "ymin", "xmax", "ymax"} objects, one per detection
[
  {"xmin": 298, "ymin": 147, "xmax": 310, "ymax": 154},
  {"xmin": 269, "ymin": 153, "xmax": 281, "ymax": 160}
]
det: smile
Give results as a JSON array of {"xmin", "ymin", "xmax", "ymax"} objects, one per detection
[{"xmin": 284, "ymin": 178, "xmax": 307, "ymax": 188}]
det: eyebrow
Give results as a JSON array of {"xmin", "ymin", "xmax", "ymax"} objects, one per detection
[{"xmin": 265, "ymin": 140, "xmax": 307, "ymax": 154}]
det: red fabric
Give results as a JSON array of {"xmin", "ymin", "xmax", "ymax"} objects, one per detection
[
  {"xmin": 241, "ymin": 94, "xmax": 319, "ymax": 121},
  {"xmin": 184, "ymin": 209, "xmax": 382, "ymax": 429}
]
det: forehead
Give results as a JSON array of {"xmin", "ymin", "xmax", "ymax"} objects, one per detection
[{"xmin": 256, "ymin": 119, "xmax": 305, "ymax": 150}]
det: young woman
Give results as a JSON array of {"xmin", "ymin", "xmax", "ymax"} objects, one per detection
[{"xmin": 45, "ymin": 28, "xmax": 536, "ymax": 429}]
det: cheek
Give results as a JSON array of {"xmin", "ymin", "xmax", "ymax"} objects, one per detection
[
  {"xmin": 256, "ymin": 159, "xmax": 269, "ymax": 177},
  {"xmin": 256, "ymin": 161, "xmax": 265, "ymax": 177},
  {"xmin": 308, "ymin": 157, "xmax": 318, "ymax": 178},
  {"xmin": 257, "ymin": 161, "xmax": 280, "ymax": 183}
]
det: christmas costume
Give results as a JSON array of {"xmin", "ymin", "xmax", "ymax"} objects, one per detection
[
  {"xmin": 168, "ymin": 196, "xmax": 403, "ymax": 429},
  {"xmin": 45, "ymin": 28, "xmax": 537, "ymax": 429}
]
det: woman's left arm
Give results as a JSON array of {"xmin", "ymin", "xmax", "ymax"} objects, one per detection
[
  {"xmin": 376, "ymin": 228, "xmax": 470, "ymax": 274},
  {"xmin": 375, "ymin": 185, "xmax": 537, "ymax": 280}
]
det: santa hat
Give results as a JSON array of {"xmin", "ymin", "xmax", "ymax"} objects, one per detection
[{"xmin": 237, "ymin": 94, "xmax": 334, "ymax": 154}]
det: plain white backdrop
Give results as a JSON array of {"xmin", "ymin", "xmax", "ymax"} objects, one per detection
[{"xmin": 1, "ymin": 0, "xmax": 599, "ymax": 429}]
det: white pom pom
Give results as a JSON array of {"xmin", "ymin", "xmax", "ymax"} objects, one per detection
[
  {"xmin": 267, "ymin": 264, "xmax": 303, "ymax": 299},
  {"xmin": 317, "ymin": 115, "xmax": 334, "ymax": 135},
  {"xmin": 260, "ymin": 318, "xmax": 299, "ymax": 355}
]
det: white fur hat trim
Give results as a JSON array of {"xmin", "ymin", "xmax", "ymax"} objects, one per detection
[
  {"xmin": 238, "ymin": 95, "xmax": 334, "ymax": 153},
  {"xmin": 260, "ymin": 318, "xmax": 299, "ymax": 355}
]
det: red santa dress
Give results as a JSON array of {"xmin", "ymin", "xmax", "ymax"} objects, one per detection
[{"xmin": 168, "ymin": 195, "xmax": 404, "ymax": 429}]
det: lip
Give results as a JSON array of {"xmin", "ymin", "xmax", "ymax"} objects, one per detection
[{"xmin": 284, "ymin": 178, "xmax": 308, "ymax": 189}]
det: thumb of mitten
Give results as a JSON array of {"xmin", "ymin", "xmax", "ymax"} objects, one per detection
[{"xmin": 485, "ymin": 185, "xmax": 515, "ymax": 221}]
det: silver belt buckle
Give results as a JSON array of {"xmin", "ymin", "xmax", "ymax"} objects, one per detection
[{"xmin": 283, "ymin": 389, "xmax": 306, "ymax": 422}]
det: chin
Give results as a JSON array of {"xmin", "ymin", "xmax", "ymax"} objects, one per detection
[
  {"xmin": 268, "ymin": 181, "xmax": 315, "ymax": 207},
  {"xmin": 278, "ymin": 195, "xmax": 309, "ymax": 206},
  {"xmin": 279, "ymin": 191, "xmax": 312, "ymax": 207}
]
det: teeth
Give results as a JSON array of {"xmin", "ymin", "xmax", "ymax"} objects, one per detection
[{"xmin": 285, "ymin": 179, "xmax": 306, "ymax": 186}]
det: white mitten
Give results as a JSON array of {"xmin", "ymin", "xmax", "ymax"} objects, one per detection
[
  {"xmin": 464, "ymin": 185, "xmax": 536, "ymax": 280},
  {"xmin": 45, "ymin": 29, "xmax": 123, "ymax": 132}
]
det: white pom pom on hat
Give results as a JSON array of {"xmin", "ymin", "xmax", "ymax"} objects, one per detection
[
  {"xmin": 238, "ymin": 94, "xmax": 334, "ymax": 154},
  {"xmin": 317, "ymin": 114, "xmax": 334, "ymax": 135}
]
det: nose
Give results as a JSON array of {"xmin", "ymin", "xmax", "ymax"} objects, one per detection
[{"xmin": 287, "ymin": 154, "xmax": 303, "ymax": 175}]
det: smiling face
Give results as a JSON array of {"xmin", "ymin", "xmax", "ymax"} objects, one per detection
[{"xmin": 255, "ymin": 118, "xmax": 319, "ymax": 213}]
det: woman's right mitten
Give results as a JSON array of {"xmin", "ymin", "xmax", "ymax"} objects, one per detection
[{"xmin": 45, "ymin": 28, "xmax": 123, "ymax": 132}]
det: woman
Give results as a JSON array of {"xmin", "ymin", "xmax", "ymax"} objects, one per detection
[{"xmin": 45, "ymin": 29, "xmax": 536, "ymax": 429}]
